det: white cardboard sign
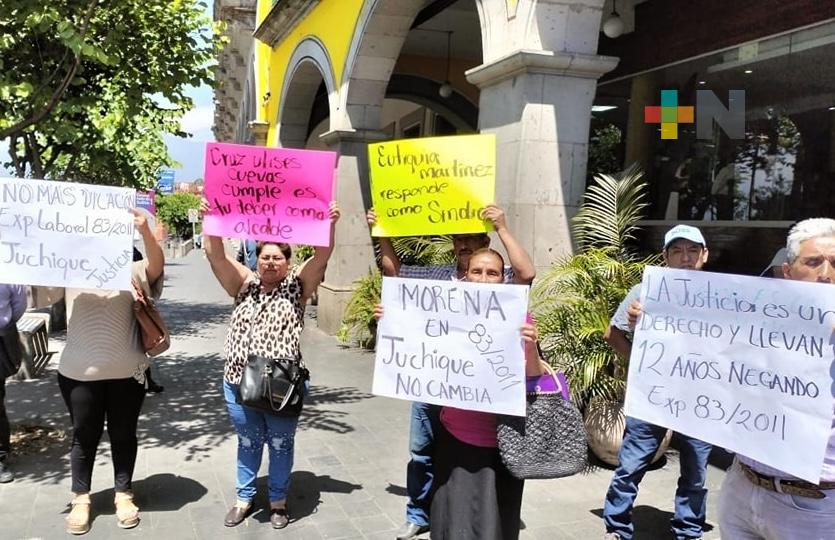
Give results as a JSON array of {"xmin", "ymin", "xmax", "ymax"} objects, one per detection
[
  {"xmin": 0, "ymin": 177, "xmax": 136, "ymax": 290},
  {"xmin": 625, "ymin": 266, "xmax": 835, "ymax": 482},
  {"xmin": 373, "ymin": 277, "xmax": 529, "ymax": 416}
]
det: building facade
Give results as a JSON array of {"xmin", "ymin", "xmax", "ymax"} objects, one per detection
[{"xmin": 213, "ymin": 0, "xmax": 835, "ymax": 330}]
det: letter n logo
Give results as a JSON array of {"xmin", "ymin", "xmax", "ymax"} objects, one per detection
[{"xmin": 696, "ymin": 90, "xmax": 746, "ymax": 140}]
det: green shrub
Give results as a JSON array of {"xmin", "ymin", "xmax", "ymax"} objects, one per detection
[{"xmin": 336, "ymin": 269, "xmax": 382, "ymax": 348}]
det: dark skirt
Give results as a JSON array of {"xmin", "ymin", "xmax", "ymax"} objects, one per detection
[{"xmin": 430, "ymin": 422, "xmax": 524, "ymax": 540}]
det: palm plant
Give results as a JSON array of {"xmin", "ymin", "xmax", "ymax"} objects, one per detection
[
  {"xmin": 390, "ymin": 235, "xmax": 454, "ymax": 266},
  {"xmin": 336, "ymin": 269, "xmax": 382, "ymax": 348},
  {"xmin": 532, "ymin": 165, "xmax": 660, "ymax": 410}
]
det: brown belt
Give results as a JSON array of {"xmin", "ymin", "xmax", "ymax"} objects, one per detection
[{"xmin": 739, "ymin": 461, "xmax": 835, "ymax": 499}]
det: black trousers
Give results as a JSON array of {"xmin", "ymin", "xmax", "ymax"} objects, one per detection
[
  {"xmin": 0, "ymin": 376, "xmax": 8, "ymax": 462},
  {"xmin": 58, "ymin": 373, "xmax": 145, "ymax": 493}
]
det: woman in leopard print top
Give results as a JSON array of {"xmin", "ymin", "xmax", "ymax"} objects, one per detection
[{"xmin": 203, "ymin": 201, "xmax": 340, "ymax": 531}]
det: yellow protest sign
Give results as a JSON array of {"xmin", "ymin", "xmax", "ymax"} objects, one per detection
[{"xmin": 368, "ymin": 134, "xmax": 495, "ymax": 237}]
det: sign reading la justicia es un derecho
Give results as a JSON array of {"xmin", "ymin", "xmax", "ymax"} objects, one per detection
[{"xmin": 625, "ymin": 266, "xmax": 835, "ymax": 483}]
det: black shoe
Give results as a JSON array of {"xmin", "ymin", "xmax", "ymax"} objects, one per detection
[
  {"xmin": 146, "ymin": 382, "xmax": 164, "ymax": 394},
  {"xmin": 270, "ymin": 507, "xmax": 289, "ymax": 529},
  {"xmin": 0, "ymin": 461, "xmax": 13, "ymax": 483},
  {"xmin": 396, "ymin": 522, "xmax": 429, "ymax": 540}
]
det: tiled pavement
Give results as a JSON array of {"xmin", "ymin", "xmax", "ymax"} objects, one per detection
[{"xmin": 0, "ymin": 250, "xmax": 726, "ymax": 539}]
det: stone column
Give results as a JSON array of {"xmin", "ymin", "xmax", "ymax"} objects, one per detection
[
  {"xmin": 624, "ymin": 72, "xmax": 659, "ymax": 174},
  {"xmin": 465, "ymin": 0, "xmax": 619, "ymax": 269},
  {"xmin": 316, "ymin": 128, "xmax": 384, "ymax": 334},
  {"xmin": 467, "ymin": 51, "xmax": 617, "ymax": 269}
]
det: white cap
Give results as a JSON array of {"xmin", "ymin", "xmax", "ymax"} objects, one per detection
[
  {"xmin": 663, "ymin": 224, "xmax": 707, "ymax": 250},
  {"xmin": 760, "ymin": 247, "xmax": 787, "ymax": 276}
]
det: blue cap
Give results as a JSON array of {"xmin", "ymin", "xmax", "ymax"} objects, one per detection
[{"xmin": 663, "ymin": 224, "xmax": 706, "ymax": 250}]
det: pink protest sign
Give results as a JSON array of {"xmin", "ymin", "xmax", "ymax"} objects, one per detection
[{"xmin": 202, "ymin": 142, "xmax": 337, "ymax": 246}]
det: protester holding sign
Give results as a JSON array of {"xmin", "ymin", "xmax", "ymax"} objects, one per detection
[
  {"xmin": 718, "ymin": 218, "xmax": 835, "ymax": 540},
  {"xmin": 602, "ymin": 225, "xmax": 713, "ymax": 540},
  {"xmin": 375, "ymin": 247, "xmax": 541, "ymax": 540},
  {"xmin": 202, "ymin": 201, "xmax": 339, "ymax": 531},
  {"xmin": 58, "ymin": 208, "xmax": 165, "ymax": 535},
  {"xmin": 367, "ymin": 204, "xmax": 534, "ymax": 540}
]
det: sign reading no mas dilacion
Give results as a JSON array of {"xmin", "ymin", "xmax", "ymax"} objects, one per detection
[{"xmin": 0, "ymin": 177, "xmax": 135, "ymax": 290}]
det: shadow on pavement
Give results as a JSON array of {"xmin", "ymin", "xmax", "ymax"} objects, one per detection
[
  {"xmin": 7, "ymin": 350, "xmax": 234, "ymax": 485},
  {"xmin": 137, "ymin": 351, "xmax": 232, "ymax": 463},
  {"xmin": 591, "ymin": 505, "xmax": 715, "ymax": 538},
  {"xmin": 80, "ymin": 473, "xmax": 209, "ymax": 516},
  {"xmin": 158, "ymin": 298, "xmax": 231, "ymax": 337},
  {"xmin": 385, "ymin": 483, "xmax": 408, "ymax": 497},
  {"xmin": 280, "ymin": 470, "xmax": 363, "ymax": 523},
  {"xmin": 300, "ymin": 385, "xmax": 375, "ymax": 435}
]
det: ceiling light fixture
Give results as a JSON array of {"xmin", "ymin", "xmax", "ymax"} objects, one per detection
[
  {"xmin": 603, "ymin": 0, "xmax": 625, "ymax": 39},
  {"xmin": 439, "ymin": 31, "xmax": 453, "ymax": 99}
]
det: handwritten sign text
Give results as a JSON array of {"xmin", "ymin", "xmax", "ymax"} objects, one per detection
[
  {"xmin": 625, "ymin": 266, "xmax": 835, "ymax": 482},
  {"xmin": 0, "ymin": 177, "xmax": 135, "ymax": 289},
  {"xmin": 202, "ymin": 143, "xmax": 336, "ymax": 246},
  {"xmin": 373, "ymin": 277, "xmax": 528, "ymax": 415},
  {"xmin": 369, "ymin": 134, "xmax": 495, "ymax": 237}
]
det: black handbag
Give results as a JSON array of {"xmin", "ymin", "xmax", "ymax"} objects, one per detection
[
  {"xmin": 237, "ymin": 294, "xmax": 309, "ymax": 417},
  {"xmin": 497, "ymin": 361, "xmax": 588, "ymax": 479},
  {"xmin": 239, "ymin": 354, "xmax": 308, "ymax": 417}
]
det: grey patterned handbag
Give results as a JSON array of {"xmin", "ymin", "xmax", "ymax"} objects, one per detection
[{"xmin": 497, "ymin": 362, "xmax": 588, "ymax": 479}]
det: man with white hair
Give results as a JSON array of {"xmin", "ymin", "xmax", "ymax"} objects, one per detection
[{"xmin": 718, "ymin": 217, "xmax": 835, "ymax": 539}]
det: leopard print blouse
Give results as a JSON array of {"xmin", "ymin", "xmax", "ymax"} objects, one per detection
[{"xmin": 223, "ymin": 265, "xmax": 305, "ymax": 384}]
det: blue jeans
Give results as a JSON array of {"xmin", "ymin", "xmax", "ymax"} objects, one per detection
[
  {"xmin": 603, "ymin": 416, "xmax": 711, "ymax": 540},
  {"xmin": 406, "ymin": 401, "xmax": 437, "ymax": 527},
  {"xmin": 223, "ymin": 380, "xmax": 300, "ymax": 503}
]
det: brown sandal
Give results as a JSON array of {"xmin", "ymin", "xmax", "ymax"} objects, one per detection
[
  {"xmin": 114, "ymin": 491, "xmax": 140, "ymax": 529},
  {"xmin": 66, "ymin": 493, "xmax": 91, "ymax": 535}
]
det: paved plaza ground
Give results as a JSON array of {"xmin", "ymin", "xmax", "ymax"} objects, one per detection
[{"xmin": 0, "ymin": 250, "xmax": 727, "ymax": 539}]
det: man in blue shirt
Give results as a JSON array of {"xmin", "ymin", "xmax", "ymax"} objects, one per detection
[
  {"xmin": 0, "ymin": 283, "xmax": 28, "ymax": 483},
  {"xmin": 236, "ymin": 239, "xmax": 258, "ymax": 271},
  {"xmin": 602, "ymin": 225, "xmax": 713, "ymax": 540}
]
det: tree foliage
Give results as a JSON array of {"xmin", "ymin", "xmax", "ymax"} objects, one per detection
[
  {"xmin": 0, "ymin": 0, "xmax": 222, "ymax": 187},
  {"xmin": 156, "ymin": 192, "xmax": 201, "ymax": 238}
]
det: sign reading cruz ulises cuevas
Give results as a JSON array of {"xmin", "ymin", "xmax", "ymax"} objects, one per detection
[
  {"xmin": 625, "ymin": 266, "xmax": 835, "ymax": 482},
  {"xmin": 373, "ymin": 277, "xmax": 529, "ymax": 416},
  {"xmin": 0, "ymin": 177, "xmax": 135, "ymax": 290},
  {"xmin": 202, "ymin": 142, "xmax": 337, "ymax": 246}
]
